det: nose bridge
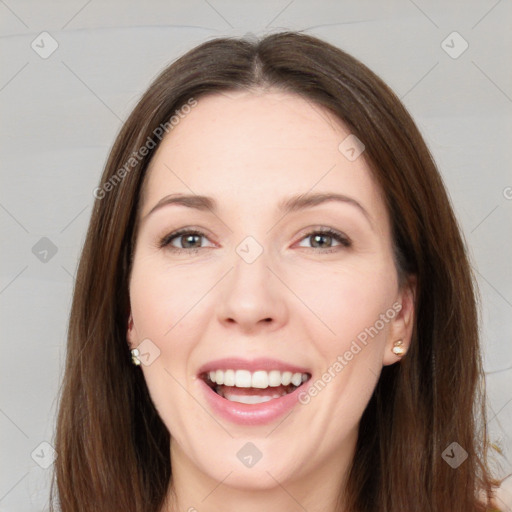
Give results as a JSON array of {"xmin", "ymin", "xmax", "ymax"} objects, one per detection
[
  {"xmin": 229, "ymin": 235, "xmax": 274, "ymax": 304},
  {"xmin": 217, "ymin": 233, "xmax": 287, "ymax": 329}
]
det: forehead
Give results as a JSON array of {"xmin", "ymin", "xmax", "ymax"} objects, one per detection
[{"xmin": 140, "ymin": 90, "xmax": 388, "ymax": 230}]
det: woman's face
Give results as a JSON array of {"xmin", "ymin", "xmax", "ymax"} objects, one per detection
[{"xmin": 127, "ymin": 90, "xmax": 415, "ymax": 496}]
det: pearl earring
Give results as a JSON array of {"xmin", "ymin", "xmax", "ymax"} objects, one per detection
[
  {"xmin": 131, "ymin": 348, "xmax": 141, "ymax": 366},
  {"xmin": 392, "ymin": 339, "xmax": 406, "ymax": 356}
]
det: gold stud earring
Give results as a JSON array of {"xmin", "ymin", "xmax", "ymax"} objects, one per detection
[
  {"xmin": 131, "ymin": 348, "xmax": 141, "ymax": 366},
  {"xmin": 392, "ymin": 339, "xmax": 406, "ymax": 356}
]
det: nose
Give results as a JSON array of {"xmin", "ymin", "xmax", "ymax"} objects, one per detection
[{"xmin": 216, "ymin": 249, "xmax": 289, "ymax": 334}]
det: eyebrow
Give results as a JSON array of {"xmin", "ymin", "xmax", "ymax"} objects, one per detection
[{"xmin": 143, "ymin": 192, "xmax": 374, "ymax": 229}]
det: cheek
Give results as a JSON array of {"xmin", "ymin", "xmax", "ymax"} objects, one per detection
[
  {"xmin": 291, "ymin": 261, "xmax": 397, "ymax": 349},
  {"xmin": 128, "ymin": 263, "xmax": 197, "ymax": 401},
  {"xmin": 298, "ymin": 264, "xmax": 397, "ymax": 412},
  {"xmin": 129, "ymin": 265, "xmax": 209, "ymax": 441},
  {"xmin": 295, "ymin": 262, "xmax": 396, "ymax": 404},
  {"xmin": 129, "ymin": 259, "xmax": 211, "ymax": 339}
]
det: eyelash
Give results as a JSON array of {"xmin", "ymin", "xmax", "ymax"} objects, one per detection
[{"xmin": 158, "ymin": 227, "xmax": 352, "ymax": 254}]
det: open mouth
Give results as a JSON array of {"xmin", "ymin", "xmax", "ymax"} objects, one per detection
[{"xmin": 200, "ymin": 369, "xmax": 312, "ymax": 405}]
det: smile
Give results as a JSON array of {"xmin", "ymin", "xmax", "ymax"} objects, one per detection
[
  {"xmin": 203, "ymin": 369, "xmax": 310, "ymax": 404},
  {"xmin": 197, "ymin": 358, "xmax": 313, "ymax": 425}
]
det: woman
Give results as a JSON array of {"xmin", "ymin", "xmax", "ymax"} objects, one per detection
[{"xmin": 50, "ymin": 31, "xmax": 503, "ymax": 511}]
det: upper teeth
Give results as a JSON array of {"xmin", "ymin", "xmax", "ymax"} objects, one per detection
[{"xmin": 208, "ymin": 369, "xmax": 309, "ymax": 388}]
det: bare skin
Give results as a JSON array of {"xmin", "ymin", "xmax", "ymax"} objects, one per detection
[{"xmin": 127, "ymin": 89, "xmax": 415, "ymax": 512}]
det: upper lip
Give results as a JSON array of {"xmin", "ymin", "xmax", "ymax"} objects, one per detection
[{"xmin": 197, "ymin": 357, "xmax": 311, "ymax": 376}]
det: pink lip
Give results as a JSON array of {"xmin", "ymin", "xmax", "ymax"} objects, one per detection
[
  {"xmin": 197, "ymin": 357, "xmax": 310, "ymax": 375},
  {"xmin": 198, "ymin": 377, "xmax": 312, "ymax": 426},
  {"xmin": 196, "ymin": 358, "xmax": 312, "ymax": 426}
]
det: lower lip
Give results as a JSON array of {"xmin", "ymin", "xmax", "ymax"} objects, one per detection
[{"xmin": 199, "ymin": 378, "xmax": 311, "ymax": 426}]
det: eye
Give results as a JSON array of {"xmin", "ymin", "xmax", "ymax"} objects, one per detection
[
  {"xmin": 158, "ymin": 228, "xmax": 214, "ymax": 253},
  {"xmin": 296, "ymin": 228, "xmax": 351, "ymax": 253},
  {"xmin": 158, "ymin": 227, "xmax": 351, "ymax": 254}
]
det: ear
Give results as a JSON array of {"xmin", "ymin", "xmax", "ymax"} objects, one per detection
[
  {"xmin": 382, "ymin": 274, "xmax": 417, "ymax": 366},
  {"xmin": 127, "ymin": 311, "xmax": 138, "ymax": 349}
]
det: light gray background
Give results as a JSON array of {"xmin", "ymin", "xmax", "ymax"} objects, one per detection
[{"xmin": 1, "ymin": 1, "xmax": 511, "ymax": 510}]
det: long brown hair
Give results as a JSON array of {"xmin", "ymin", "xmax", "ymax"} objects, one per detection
[{"xmin": 50, "ymin": 31, "xmax": 500, "ymax": 511}]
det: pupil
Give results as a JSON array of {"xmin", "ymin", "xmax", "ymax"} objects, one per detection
[
  {"xmin": 312, "ymin": 234, "xmax": 330, "ymax": 248},
  {"xmin": 183, "ymin": 235, "xmax": 200, "ymax": 248}
]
